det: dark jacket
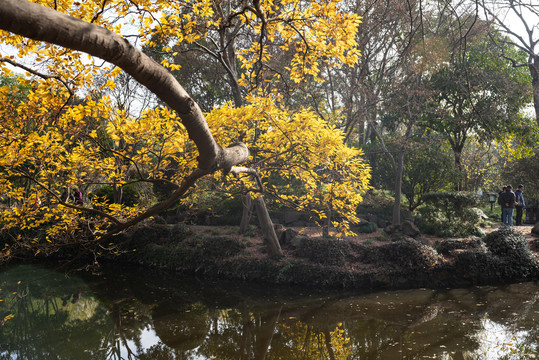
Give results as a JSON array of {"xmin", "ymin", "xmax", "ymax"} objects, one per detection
[{"xmin": 501, "ymin": 191, "xmax": 516, "ymax": 208}]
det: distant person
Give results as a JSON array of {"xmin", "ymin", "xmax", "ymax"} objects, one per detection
[
  {"xmin": 73, "ymin": 188, "xmax": 83, "ymax": 205},
  {"xmin": 501, "ymin": 185, "xmax": 517, "ymax": 226},
  {"xmin": 515, "ymin": 184, "xmax": 525, "ymax": 226},
  {"xmin": 60, "ymin": 187, "xmax": 73, "ymax": 203},
  {"xmin": 498, "ymin": 186, "xmax": 507, "ymax": 222},
  {"xmin": 32, "ymin": 193, "xmax": 41, "ymax": 208}
]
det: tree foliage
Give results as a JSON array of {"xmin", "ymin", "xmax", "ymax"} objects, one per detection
[
  {"xmin": 0, "ymin": 0, "xmax": 369, "ymax": 260},
  {"xmin": 424, "ymin": 19, "xmax": 531, "ymax": 172},
  {"xmin": 203, "ymin": 97, "xmax": 371, "ymax": 235}
]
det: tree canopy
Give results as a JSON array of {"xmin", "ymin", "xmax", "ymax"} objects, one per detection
[{"xmin": 0, "ymin": 0, "xmax": 370, "ymax": 259}]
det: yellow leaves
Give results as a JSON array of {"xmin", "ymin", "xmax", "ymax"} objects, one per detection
[
  {"xmin": 2, "ymin": 314, "xmax": 15, "ymax": 324},
  {"xmin": 203, "ymin": 97, "xmax": 371, "ymax": 237},
  {"xmin": 0, "ymin": 0, "xmax": 368, "ymax": 248}
]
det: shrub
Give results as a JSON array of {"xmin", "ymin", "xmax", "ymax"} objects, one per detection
[
  {"xmin": 296, "ymin": 238, "xmax": 351, "ymax": 266},
  {"xmin": 483, "ymin": 227, "xmax": 530, "ymax": 258},
  {"xmin": 186, "ymin": 195, "xmax": 244, "ymax": 226},
  {"xmin": 435, "ymin": 237, "xmax": 483, "ymax": 256},
  {"xmin": 362, "ymin": 239, "xmax": 442, "ymax": 269},
  {"xmin": 356, "ymin": 221, "xmax": 378, "ymax": 234},
  {"xmin": 418, "ymin": 192, "xmax": 482, "ymax": 237}
]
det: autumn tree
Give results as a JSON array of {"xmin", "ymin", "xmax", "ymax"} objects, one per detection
[
  {"xmin": 0, "ymin": 0, "xmax": 369, "ymax": 260},
  {"xmin": 141, "ymin": 0, "xmax": 365, "ymax": 235}
]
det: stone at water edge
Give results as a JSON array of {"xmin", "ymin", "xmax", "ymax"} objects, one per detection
[{"xmin": 532, "ymin": 222, "xmax": 539, "ymax": 235}]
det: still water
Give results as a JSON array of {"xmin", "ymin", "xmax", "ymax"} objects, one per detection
[{"xmin": 0, "ymin": 264, "xmax": 538, "ymax": 359}]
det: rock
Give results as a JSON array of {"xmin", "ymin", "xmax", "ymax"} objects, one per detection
[
  {"xmin": 283, "ymin": 210, "xmax": 302, "ymax": 225},
  {"xmin": 390, "ymin": 232, "xmax": 411, "ymax": 242},
  {"xmin": 477, "ymin": 209, "xmax": 489, "ymax": 220},
  {"xmin": 280, "ymin": 228, "xmax": 299, "ymax": 246},
  {"xmin": 273, "ymin": 223, "xmax": 285, "ymax": 238},
  {"xmin": 290, "ymin": 236, "xmax": 306, "ymax": 249},
  {"xmin": 401, "ymin": 220, "xmax": 420, "ymax": 237},
  {"xmin": 384, "ymin": 224, "xmax": 400, "ymax": 235},
  {"xmin": 532, "ymin": 222, "xmax": 539, "ymax": 235}
]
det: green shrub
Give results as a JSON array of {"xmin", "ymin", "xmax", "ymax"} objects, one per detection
[
  {"xmin": 418, "ymin": 192, "xmax": 482, "ymax": 237},
  {"xmin": 356, "ymin": 221, "xmax": 378, "ymax": 234},
  {"xmin": 483, "ymin": 227, "xmax": 530, "ymax": 258}
]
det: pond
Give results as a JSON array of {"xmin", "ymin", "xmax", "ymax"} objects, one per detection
[{"xmin": 0, "ymin": 264, "xmax": 538, "ymax": 359}]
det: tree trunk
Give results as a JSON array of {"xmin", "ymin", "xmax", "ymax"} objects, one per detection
[
  {"xmin": 254, "ymin": 195, "xmax": 283, "ymax": 257},
  {"xmin": 113, "ymin": 182, "xmax": 123, "ymax": 204},
  {"xmin": 453, "ymin": 148, "xmax": 464, "ymax": 191},
  {"xmin": 392, "ymin": 151, "xmax": 404, "ymax": 226},
  {"xmin": 239, "ymin": 194, "xmax": 253, "ymax": 234},
  {"xmin": 530, "ymin": 55, "xmax": 539, "ymax": 127},
  {"xmin": 253, "ymin": 306, "xmax": 282, "ymax": 360}
]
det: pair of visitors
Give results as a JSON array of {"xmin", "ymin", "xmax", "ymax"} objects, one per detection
[
  {"xmin": 500, "ymin": 185, "xmax": 520, "ymax": 226},
  {"xmin": 61, "ymin": 187, "xmax": 83, "ymax": 205}
]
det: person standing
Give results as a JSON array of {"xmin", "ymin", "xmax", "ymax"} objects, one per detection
[
  {"xmin": 515, "ymin": 184, "xmax": 525, "ymax": 226},
  {"xmin": 498, "ymin": 186, "xmax": 507, "ymax": 223},
  {"xmin": 73, "ymin": 187, "xmax": 83, "ymax": 206},
  {"xmin": 501, "ymin": 185, "xmax": 517, "ymax": 226}
]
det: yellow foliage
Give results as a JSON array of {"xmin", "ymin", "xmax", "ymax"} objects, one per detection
[
  {"xmin": 204, "ymin": 97, "xmax": 371, "ymax": 236},
  {"xmin": 278, "ymin": 321, "xmax": 352, "ymax": 359},
  {"xmin": 0, "ymin": 0, "xmax": 366, "ymax": 256}
]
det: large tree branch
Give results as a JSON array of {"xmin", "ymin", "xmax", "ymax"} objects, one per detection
[{"xmin": 0, "ymin": 0, "xmax": 249, "ymax": 172}]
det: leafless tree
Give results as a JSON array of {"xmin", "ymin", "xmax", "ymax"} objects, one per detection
[{"xmin": 479, "ymin": 0, "xmax": 539, "ymax": 126}]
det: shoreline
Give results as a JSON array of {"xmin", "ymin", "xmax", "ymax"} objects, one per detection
[{"xmin": 105, "ymin": 223, "xmax": 539, "ymax": 291}]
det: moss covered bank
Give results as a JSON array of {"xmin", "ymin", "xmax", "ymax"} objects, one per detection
[{"xmin": 106, "ymin": 223, "xmax": 539, "ymax": 291}]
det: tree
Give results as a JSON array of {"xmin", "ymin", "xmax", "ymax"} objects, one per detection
[
  {"xmin": 479, "ymin": 0, "xmax": 539, "ymax": 127},
  {"xmin": 142, "ymin": 0, "xmax": 363, "ymax": 235},
  {"xmin": 0, "ymin": 0, "xmax": 369, "ymax": 260},
  {"xmin": 424, "ymin": 18, "xmax": 531, "ymax": 179},
  {"xmin": 328, "ymin": 0, "xmax": 429, "ymax": 226},
  {"xmin": 371, "ymin": 137, "xmax": 457, "ymax": 211},
  {"xmin": 204, "ymin": 99, "xmax": 371, "ymax": 237}
]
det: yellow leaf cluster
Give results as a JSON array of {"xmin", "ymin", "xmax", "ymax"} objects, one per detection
[{"xmin": 204, "ymin": 97, "xmax": 371, "ymax": 236}]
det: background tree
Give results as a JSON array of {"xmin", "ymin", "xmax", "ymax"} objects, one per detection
[
  {"xmin": 424, "ymin": 18, "xmax": 531, "ymax": 183},
  {"xmin": 372, "ymin": 137, "xmax": 456, "ymax": 211},
  {"xmin": 479, "ymin": 0, "xmax": 539, "ymax": 127}
]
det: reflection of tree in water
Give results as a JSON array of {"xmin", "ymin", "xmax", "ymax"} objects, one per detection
[
  {"xmin": 0, "ymin": 265, "xmax": 153, "ymax": 360},
  {"xmin": 0, "ymin": 266, "xmax": 109, "ymax": 359},
  {"xmin": 2, "ymin": 264, "xmax": 539, "ymax": 359},
  {"xmin": 273, "ymin": 320, "xmax": 352, "ymax": 360},
  {"xmin": 192, "ymin": 305, "xmax": 283, "ymax": 360},
  {"xmin": 152, "ymin": 302, "xmax": 210, "ymax": 351},
  {"xmin": 87, "ymin": 288, "xmax": 155, "ymax": 359}
]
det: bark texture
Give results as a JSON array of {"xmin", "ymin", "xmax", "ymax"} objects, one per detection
[{"xmin": 254, "ymin": 195, "xmax": 283, "ymax": 257}]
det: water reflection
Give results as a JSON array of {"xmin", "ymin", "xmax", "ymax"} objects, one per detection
[{"xmin": 0, "ymin": 264, "xmax": 538, "ymax": 359}]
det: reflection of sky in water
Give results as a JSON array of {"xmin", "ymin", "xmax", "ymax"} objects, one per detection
[
  {"xmin": 121, "ymin": 324, "xmax": 209, "ymax": 359},
  {"xmin": 470, "ymin": 317, "xmax": 533, "ymax": 360},
  {"xmin": 122, "ymin": 326, "xmax": 161, "ymax": 357}
]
